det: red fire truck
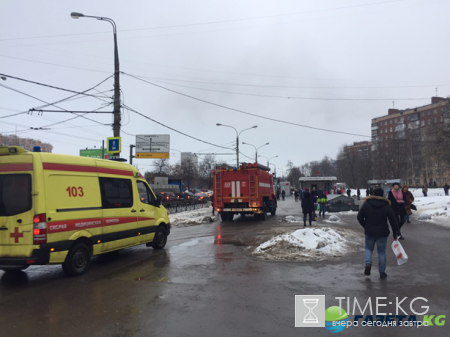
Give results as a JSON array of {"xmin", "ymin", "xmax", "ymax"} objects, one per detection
[{"xmin": 213, "ymin": 162, "xmax": 277, "ymax": 221}]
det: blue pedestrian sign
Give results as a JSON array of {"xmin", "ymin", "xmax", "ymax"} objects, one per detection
[{"xmin": 107, "ymin": 137, "xmax": 121, "ymax": 153}]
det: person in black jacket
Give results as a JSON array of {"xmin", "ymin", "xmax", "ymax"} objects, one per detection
[
  {"xmin": 357, "ymin": 188, "xmax": 400, "ymax": 279},
  {"xmin": 388, "ymin": 182, "xmax": 406, "ymax": 240},
  {"xmin": 301, "ymin": 191, "xmax": 314, "ymax": 226}
]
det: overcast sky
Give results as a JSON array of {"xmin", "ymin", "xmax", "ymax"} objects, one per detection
[{"xmin": 1, "ymin": 0, "xmax": 449, "ymax": 174}]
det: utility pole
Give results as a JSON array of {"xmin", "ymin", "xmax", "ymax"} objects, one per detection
[
  {"xmin": 71, "ymin": 12, "xmax": 121, "ymax": 151},
  {"xmin": 129, "ymin": 145, "xmax": 135, "ymax": 165}
]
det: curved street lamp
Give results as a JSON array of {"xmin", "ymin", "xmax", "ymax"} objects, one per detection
[
  {"xmin": 259, "ymin": 155, "xmax": 278, "ymax": 167},
  {"xmin": 216, "ymin": 123, "xmax": 257, "ymax": 167},
  {"xmin": 71, "ymin": 12, "xmax": 121, "ymax": 143},
  {"xmin": 242, "ymin": 142, "xmax": 269, "ymax": 163}
]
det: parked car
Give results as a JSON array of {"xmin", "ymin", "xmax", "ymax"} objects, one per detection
[{"xmin": 160, "ymin": 191, "xmax": 177, "ymax": 202}]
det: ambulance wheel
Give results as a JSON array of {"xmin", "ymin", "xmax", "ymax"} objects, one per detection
[
  {"xmin": 271, "ymin": 207, "xmax": 276, "ymax": 216},
  {"xmin": 62, "ymin": 243, "xmax": 91, "ymax": 276},
  {"xmin": 152, "ymin": 227, "xmax": 167, "ymax": 250}
]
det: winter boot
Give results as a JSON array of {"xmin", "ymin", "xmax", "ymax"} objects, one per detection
[
  {"xmin": 380, "ymin": 272, "xmax": 388, "ymax": 279},
  {"xmin": 364, "ymin": 264, "xmax": 371, "ymax": 276}
]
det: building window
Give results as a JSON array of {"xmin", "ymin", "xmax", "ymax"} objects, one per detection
[
  {"xmin": 421, "ymin": 112, "xmax": 425, "ymax": 117},
  {"xmin": 390, "ymin": 120, "xmax": 392, "ymax": 124},
  {"xmin": 385, "ymin": 121, "xmax": 387, "ymax": 126},
  {"xmin": 380, "ymin": 129, "xmax": 383, "ymax": 134},
  {"xmin": 391, "ymin": 135, "xmax": 393, "ymax": 139},
  {"xmin": 394, "ymin": 119, "xmax": 397, "ymax": 122},
  {"xmin": 385, "ymin": 129, "xmax": 388, "ymax": 133},
  {"xmin": 428, "ymin": 119, "xmax": 431, "ymax": 125},
  {"xmin": 434, "ymin": 109, "xmax": 437, "ymax": 114},
  {"xmin": 379, "ymin": 122, "xmax": 382, "ymax": 126},
  {"xmin": 434, "ymin": 118, "xmax": 437, "ymax": 123},
  {"xmin": 427, "ymin": 111, "xmax": 431, "ymax": 115},
  {"xmin": 421, "ymin": 120, "xmax": 425, "ymax": 126},
  {"xmin": 390, "ymin": 127, "xmax": 392, "ymax": 132},
  {"xmin": 400, "ymin": 117, "xmax": 404, "ymax": 122}
]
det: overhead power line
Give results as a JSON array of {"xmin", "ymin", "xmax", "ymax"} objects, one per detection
[
  {"xmin": 0, "ymin": 73, "xmax": 113, "ymax": 100},
  {"xmin": 121, "ymin": 104, "xmax": 234, "ymax": 149},
  {"xmin": 146, "ymin": 78, "xmax": 430, "ymax": 101},
  {"xmin": 123, "ymin": 72, "xmax": 371, "ymax": 138},
  {"xmin": 0, "ymin": 0, "xmax": 402, "ymax": 42}
]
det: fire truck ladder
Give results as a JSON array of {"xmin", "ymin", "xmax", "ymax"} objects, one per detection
[
  {"xmin": 249, "ymin": 174, "xmax": 257, "ymax": 206},
  {"xmin": 215, "ymin": 169, "xmax": 224, "ymax": 207}
]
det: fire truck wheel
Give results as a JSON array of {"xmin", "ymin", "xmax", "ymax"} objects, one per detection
[
  {"xmin": 220, "ymin": 213, "xmax": 227, "ymax": 221},
  {"xmin": 260, "ymin": 206, "xmax": 267, "ymax": 221},
  {"xmin": 227, "ymin": 213, "xmax": 234, "ymax": 221}
]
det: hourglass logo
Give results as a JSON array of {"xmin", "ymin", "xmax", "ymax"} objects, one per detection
[{"xmin": 295, "ymin": 295, "xmax": 325, "ymax": 327}]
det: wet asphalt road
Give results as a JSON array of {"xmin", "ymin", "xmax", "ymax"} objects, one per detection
[{"xmin": 0, "ymin": 197, "xmax": 449, "ymax": 337}]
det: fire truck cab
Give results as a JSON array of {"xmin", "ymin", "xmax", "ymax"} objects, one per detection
[{"xmin": 213, "ymin": 163, "xmax": 277, "ymax": 221}]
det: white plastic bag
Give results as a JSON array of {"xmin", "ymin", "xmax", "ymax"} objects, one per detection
[{"xmin": 391, "ymin": 240, "xmax": 408, "ymax": 266}]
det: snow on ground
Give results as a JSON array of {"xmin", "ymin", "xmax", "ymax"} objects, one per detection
[
  {"xmin": 252, "ymin": 227, "xmax": 361, "ymax": 261},
  {"xmin": 413, "ymin": 195, "xmax": 450, "ymax": 225},
  {"xmin": 169, "ymin": 207, "xmax": 217, "ymax": 227}
]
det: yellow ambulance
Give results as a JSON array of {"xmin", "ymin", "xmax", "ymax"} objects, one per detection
[{"xmin": 0, "ymin": 146, "xmax": 170, "ymax": 276}]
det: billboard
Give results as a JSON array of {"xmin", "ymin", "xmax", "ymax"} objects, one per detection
[
  {"xmin": 80, "ymin": 149, "xmax": 109, "ymax": 159},
  {"xmin": 135, "ymin": 134, "xmax": 170, "ymax": 159}
]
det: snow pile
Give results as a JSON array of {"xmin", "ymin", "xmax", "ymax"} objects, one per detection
[
  {"xmin": 283, "ymin": 215, "xmax": 303, "ymax": 223},
  {"xmin": 169, "ymin": 208, "xmax": 217, "ymax": 227},
  {"xmin": 410, "ymin": 188, "xmax": 446, "ymax": 198},
  {"xmin": 413, "ymin": 196, "xmax": 450, "ymax": 223},
  {"xmin": 326, "ymin": 215, "xmax": 341, "ymax": 223},
  {"xmin": 252, "ymin": 228, "xmax": 359, "ymax": 261}
]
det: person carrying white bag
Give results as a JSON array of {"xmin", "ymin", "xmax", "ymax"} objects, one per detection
[{"xmin": 357, "ymin": 188, "xmax": 401, "ymax": 279}]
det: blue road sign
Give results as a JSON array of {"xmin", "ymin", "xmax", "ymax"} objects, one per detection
[{"xmin": 107, "ymin": 137, "xmax": 121, "ymax": 153}]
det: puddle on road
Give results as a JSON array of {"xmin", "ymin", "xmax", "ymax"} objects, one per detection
[
  {"xmin": 114, "ymin": 262, "xmax": 169, "ymax": 282},
  {"xmin": 214, "ymin": 234, "xmax": 260, "ymax": 246}
]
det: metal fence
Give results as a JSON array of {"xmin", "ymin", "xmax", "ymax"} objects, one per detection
[{"xmin": 163, "ymin": 200, "xmax": 211, "ymax": 215}]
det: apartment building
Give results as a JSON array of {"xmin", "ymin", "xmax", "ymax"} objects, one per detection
[
  {"xmin": 370, "ymin": 96, "xmax": 449, "ymax": 186},
  {"xmin": 0, "ymin": 134, "xmax": 53, "ymax": 152}
]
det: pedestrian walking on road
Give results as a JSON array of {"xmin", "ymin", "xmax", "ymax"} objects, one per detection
[
  {"xmin": 347, "ymin": 188, "xmax": 351, "ymax": 198},
  {"xmin": 388, "ymin": 183, "xmax": 406, "ymax": 240},
  {"xmin": 402, "ymin": 185, "xmax": 414, "ymax": 224},
  {"xmin": 357, "ymin": 188, "xmax": 400, "ymax": 279},
  {"xmin": 357, "ymin": 188, "xmax": 361, "ymax": 200},
  {"xmin": 281, "ymin": 189, "xmax": 286, "ymax": 201},
  {"xmin": 422, "ymin": 186, "xmax": 428, "ymax": 197},
  {"xmin": 317, "ymin": 191, "xmax": 328, "ymax": 218},
  {"xmin": 298, "ymin": 188, "xmax": 303, "ymax": 200},
  {"xmin": 444, "ymin": 184, "xmax": 449, "ymax": 196},
  {"xmin": 301, "ymin": 191, "xmax": 314, "ymax": 226}
]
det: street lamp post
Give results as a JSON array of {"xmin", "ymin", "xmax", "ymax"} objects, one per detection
[
  {"xmin": 270, "ymin": 163, "xmax": 277, "ymax": 177},
  {"xmin": 242, "ymin": 142, "xmax": 269, "ymax": 163},
  {"xmin": 71, "ymin": 12, "xmax": 121, "ymax": 147},
  {"xmin": 216, "ymin": 123, "xmax": 257, "ymax": 167},
  {"xmin": 258, "ymin": 155, "xmax": 278, "ymax": 167}
]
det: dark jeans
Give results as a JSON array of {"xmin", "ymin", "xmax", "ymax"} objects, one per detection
[
  {"xmin": 303, "ymin": 213, "xmax": 312, "ymax": 225},
  {"xmin": 395, "ymin": 212, "xmax": 405, "ymax": 231},
  {"xmin": 365, "ymin": 236, "xmax": 388, "ymax": 273},
  {"xmin": 319, "ymin": 204, "xmax": 326, "ymax": 216}
]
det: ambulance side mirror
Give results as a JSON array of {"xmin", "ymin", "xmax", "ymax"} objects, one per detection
[{"xmin": 154, "ymin": 195, "xmax": 162, "ymax": 207}]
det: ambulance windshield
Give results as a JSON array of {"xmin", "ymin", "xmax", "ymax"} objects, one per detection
[{"xmin": 0, "ymin": 174, "xmax": 32, "ymax": 216}]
